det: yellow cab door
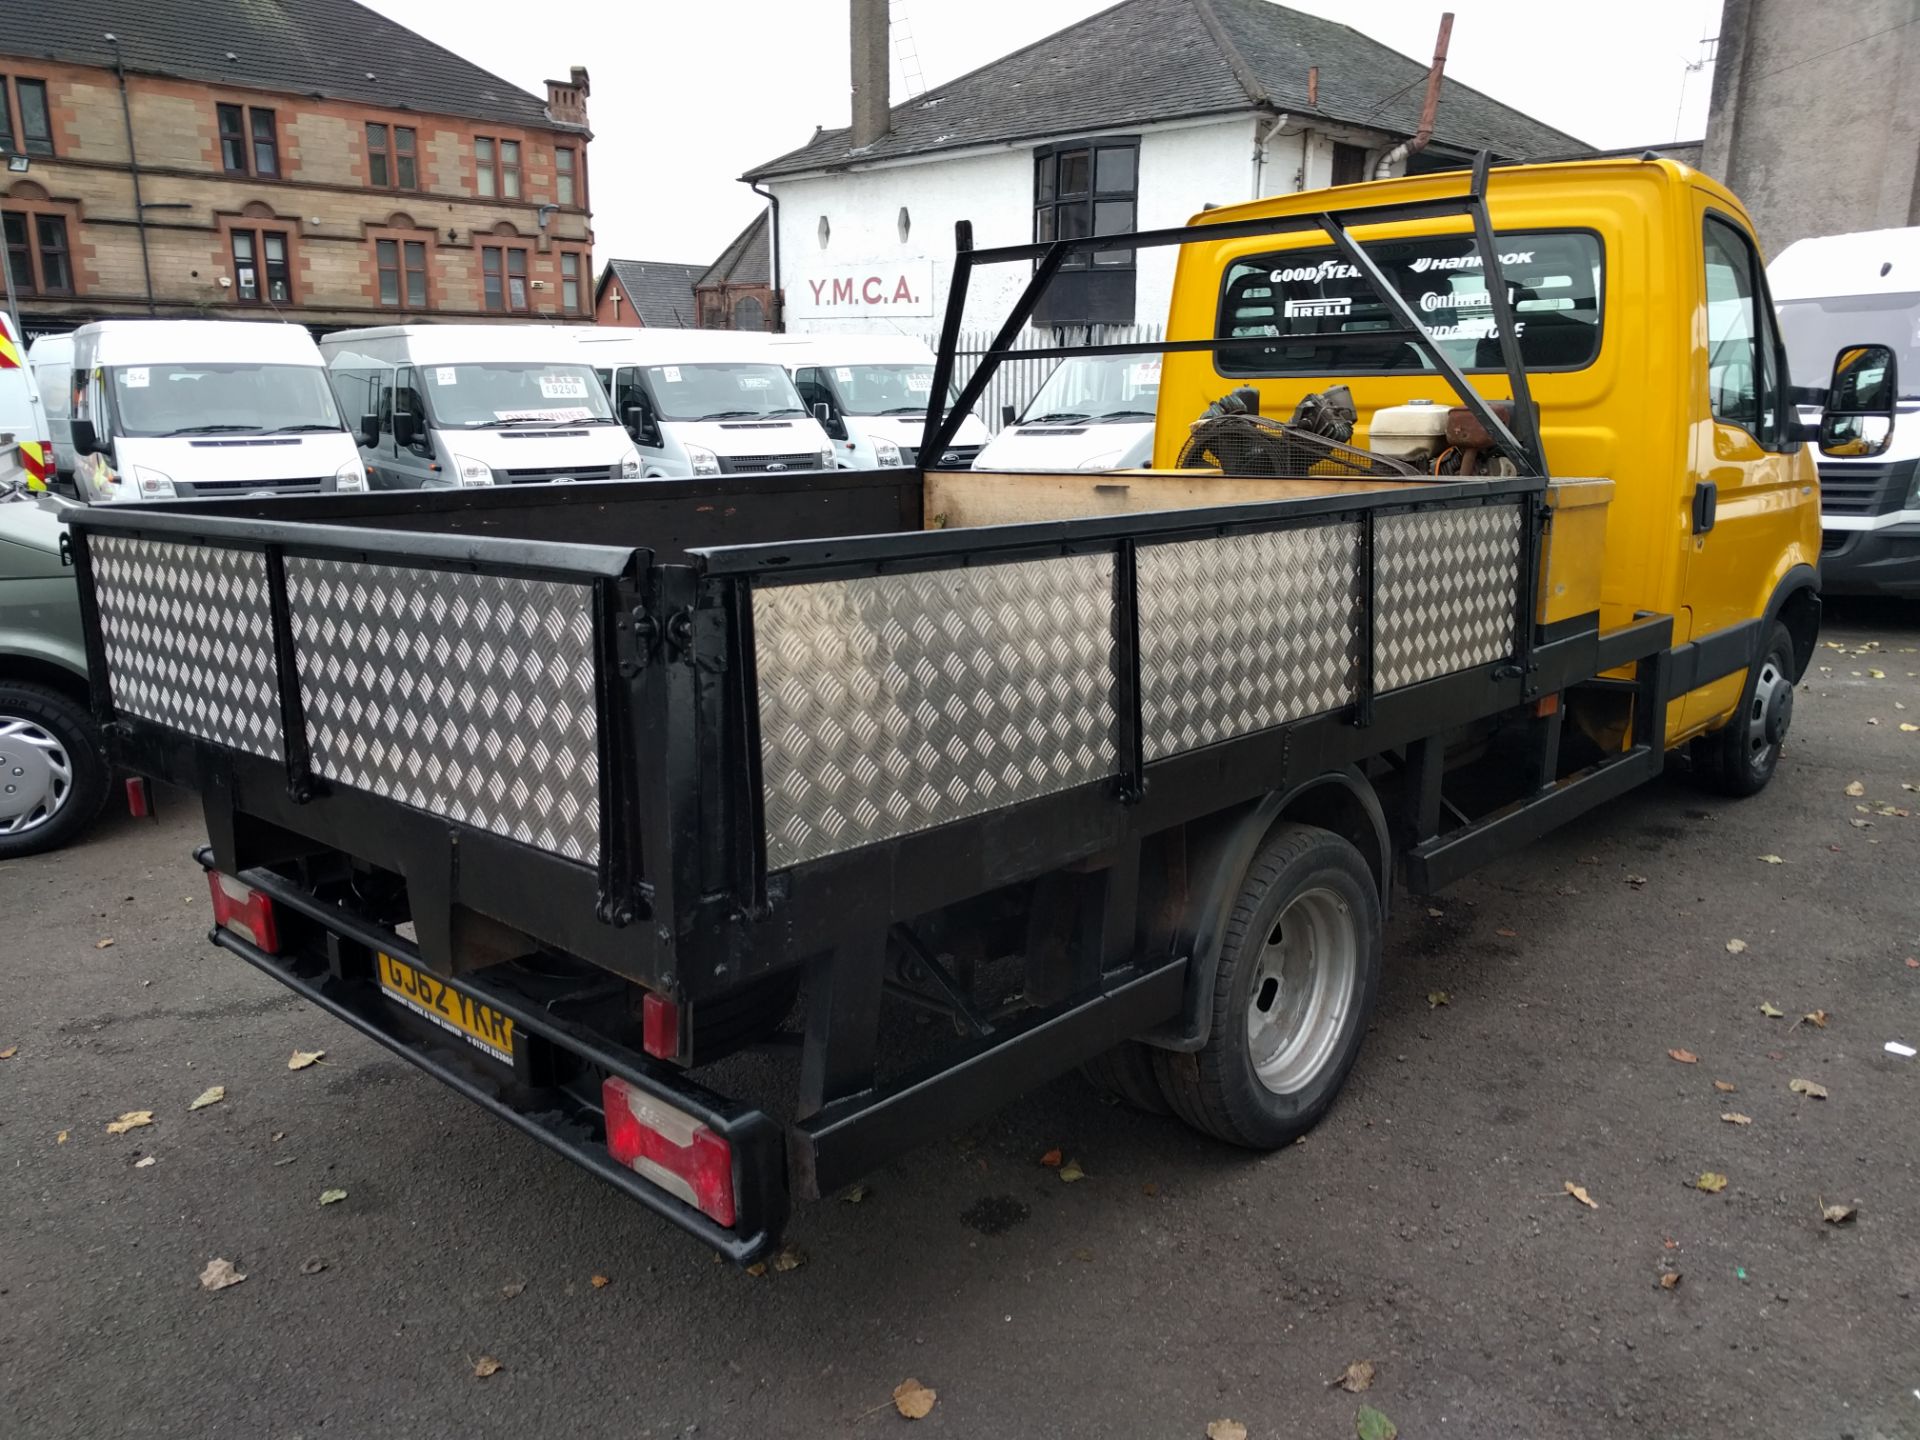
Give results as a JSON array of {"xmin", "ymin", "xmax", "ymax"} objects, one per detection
[{"xmin": 1678, "ymin": 204, "xmax": 1801, "ymax": 734}]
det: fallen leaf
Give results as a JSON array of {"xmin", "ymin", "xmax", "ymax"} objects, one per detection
[
  {"xmin": 287, "ymin": 1050, "xmax": 325, "ymax": 1070},
  {"xmin": 1495, "ymin": 927, "xmax": 1518, "ymax": 938},
  {"xmin": 1756, "ymin": 854, "xmax": 1784, "ymax": 865},
  {"xmin": 134, "ymin": 1155, "xmax": 157, "ymax": 1167},
  {"xmin": 95, "ymin": 938, "xmax": 115, "ymax": 950},
  {"xmin": 1039, "ymin": 1148, "xmax": 1062, "ymax": 1168},
  {"xmin": 1427, "ymin": 990, "xmax": 1451, "ymax": 1008},
  {"xmin": 745, "ymin": 1261, "xmax": 767, "ymax": 1277},
  {"xmin": 300, "ymin": 1256, "xmax": 328, "ymax": 1275},
  {"xmin": 1760, "ymin": 1002, "xmax": 1785, "ymax": 1018},
  {"xmin": 1870, "ymin": 668, "xmax": 1887, "ymax": 679},
  {"xmin": 1329, "ymin": 1360, "xmax": 1376, "ymax": 1393},
  {"xmin": 1564, "ymin": 1180, "xmax": 1598, "ymax": 1210},
  {"xmin": 1141, "ymin": 1181, "xmax": 1159, "ymax": 1197},
  {"xmin": 1906, "ymin": 723, "xmax": 1920, "ymax": 733},
  {"xmin": 501, "ymin": 1281, "xmax": 526, "ymax": 1298},
  {"xmin": 1803, "ymin": 1009, "xmax": 1829, "ymax": 1028},
  {"xmin": 1659, "ymin": 1271, "xmax": 1682, "ymax": 1290},
  {"xmin": 106, "ymin": 1110, "xmax": 154, "ymax": 1135},
  {"xmin": 1789, "ymin": 1078, "xmax": 1829, "ymax": 1099},
  {"xmin": 1695, "ymin": 1172, "xmax": 1729, "ymax": 1193},
  {"xmin": 1355, "ymin": 1405, "xmax": 1399, "ymax": 1440},
  {"xmin": 199, "ymin": 1257, "xmax": 247, "ymax": 1291},
  {"xmin": 841, "ymin": 1183, "xmax": 869, "ymax": 1204},
  {"xmin": 1850, "ymin": 818, "xmax": 1875, "ymax": 829},
  {"xmin": 1725, "ymin": 939, "xmax": 1748, "ymax": 954},
  {"xmin": 892, "ymin": 1378, "xmax": 936, "ymax": 1420},
  {"xmin": 1720, "ymin": 1112, "xmax": 1752, "ymax": 1126},
  {"xmin": 1072, "ymin": 1246, "xmax": 1094, "ymax": 1263},
  {"xmin": 1821, "ymin": 1201, "xmax": 1857, "ymax": 1225},
  {"xmin": 1713, "ymin": 1080, "xmax": 1738, "ymax": 1093},
  {"xmin": 318, "ymin": 1187, "xmax": 348, "ymax": 1206},
  {"xmin": 189, "ymin": 1085, "xmax": 226, "ymax": 1111},
  {"xmin": 1909, "ymin": 958, "xmax": 1920, "ymax": 969},
  {"xmin": 590, "ymin": 1274, "xmax": 610, "ymax": 1289},
  {"xmin": 1058, "ymin": 1158, "xmax": 1086, "ymax": 1183},
  {"xmin": 0, "ymin": 1045, "xmax": 16, "ymax": 1059},
  {"xmin": 1668, "ymin": 1048, "xmax": 1698, "ymax": 1064},
  {"xmin": 1207, "ymin": 1422, "xmax": 1248, "ymax": 1440},
  {"xmin": 1845, "ymin": 780, "xmax": 1867, "ymax": 797},
  {"xmin": 473, "ymin": 1356, "xmax": 502, "ymax": 1379},
  {"xmin": 1626, "ymin": 874, "xmax": 1648, "ymax": 887},
  {"xmin": 771, "ymin": 1246, "xmax": 805, "ymax": 1273},
  {"xmin": 55, "ymin": 1130, "xmax": 68, "ymax": 1144},
  {"xmin": 1426, "ymin": 907, "xmax": 1444, "ymax": 918}
]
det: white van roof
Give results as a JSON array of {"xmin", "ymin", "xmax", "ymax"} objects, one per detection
[
  {"xmin": 1769, "ymin": 226, "xmax": 1920, "ymax": 302},
  {"xmin": 763, "ymin": 334, "xmax": 936, "ymax": 367},
  {"xmin": 26, "ymin": 333, "xmax": 73, "ymax": 364},
  {"xmin": 73, "ymin": 319, "xmax": 325, "ymax": 368},
  {"xmin": 320, "ymin": 323, "xmax": 589, "ymax": 367},
  {"xmin": 565, "ymin": 328, "xmax": 781, "ymax": 365}
]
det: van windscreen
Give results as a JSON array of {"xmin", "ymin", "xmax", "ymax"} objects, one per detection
[
  {"xmin": 644, "ymin": 363, "xmax": 807, "ymax": 421},
  {"xmin": 1216, "ymin": 230, "xmax": 1603, "ymax": 376},
  {"xmin": 109, "ymin": 363, "xmax": 344, "ymax": 438},
  {"xmin": 423, "ymin": 362, "xmax": 614, "ymax": 427}
]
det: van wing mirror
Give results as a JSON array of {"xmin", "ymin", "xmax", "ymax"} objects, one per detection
[
  {"xmin": 392, "ymin": 411, "xmax": 418, "ymax": 449},
  {"xmin": 69, "ymin": 418, "xmax": 99, "ymax": 456},
  {"xmin": 1820, "ymin": 344, "xmax": 1898, "ymax": 458},
  {"xmin": 812, "ymin": 400, "xmax": 847, "ymax": 441},
  {"xmin": 358, "ymin": 413, "xmax": 380, "ymax": 448},
  {"xmin": 1000, "ymin": 403, "xmax": 1017, "ymax": 428},
  {"xmin": 624, "ymin": 403, "xmax": 660, "ymax": 445}
]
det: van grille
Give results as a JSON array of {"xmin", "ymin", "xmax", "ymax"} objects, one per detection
[
  {"xmin": 177, "ymin": 477, "xmax": 328, "ymax": 496},
  {"xmin": 902, "ymin": 444, "xmax": 982, "ymax": 468},
  {"xmin": 720, "ymin": 452, "xmax": 825, "ymax": 474},
  {"xmin": 1818, "ymin": 462, "xmax": 1911, "ymax": 516},
  {"xmin": 499, "ymin": 465, "xmax": 601, "ymax": 484}
]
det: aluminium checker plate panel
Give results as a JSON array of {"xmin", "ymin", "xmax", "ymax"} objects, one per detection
[
  {"xmin": 285, "ymin": 557, "xmax": 601, "ymax": 865},
  {"xmin": 89, "ymin": 535, "xmax": 284, "ymax": 761},
  {"xmin": 1375, "ymin": 503, "xmax": 1523, "ymax": 691},
  {"xmin": 752, "ymin": 552, "xmax": 1116, "ymax": 871}
]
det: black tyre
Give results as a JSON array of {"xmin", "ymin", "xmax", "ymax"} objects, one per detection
[
  {"xmin": 1080, "ymin": 1039, "xmax": 1173, "ymax": 1115},
  {"xmin": 1152, "ymin": 823, "xmax": 1382, "ymax": 1149},
  {"xmin": 0, "ymin": 681, "xmax": 110, "ymax": 860},
  {"xmin": 1694, "ymin": 621, "xmax": 1796, "ymax": 799}
]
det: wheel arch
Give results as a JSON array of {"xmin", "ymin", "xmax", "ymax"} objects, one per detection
[{"xmin": 1769, "ymin": 566, "xmax": 1820, "ymax": 681}]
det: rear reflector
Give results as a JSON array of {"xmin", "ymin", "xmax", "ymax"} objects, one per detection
[
  {"xmin": 601, "ymin": 1075, "xmax": 736, "ymax": 1227},
  {"xmin": 207, "ymin": 872, "xmax": 280, "ymax": 954},
  {"xmin": 125, "ymin": 778, "xmax": 151, "ymax": 818},
  {"xmin": 641, "ymin": 992, "xmax": 680, "ymax": 1060}
]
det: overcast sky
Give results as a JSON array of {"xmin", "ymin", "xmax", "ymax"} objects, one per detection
[{"xmin": 365, "ymin": 0, "xmax": 1724, "ymax": 267}]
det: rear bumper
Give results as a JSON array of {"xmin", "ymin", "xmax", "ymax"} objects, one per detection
[
  {"xmin": 1819, "ymin": 525, "xmax": 1920, "ymax": 597},
  {"xmin": 200, "ymin": 850, "xmax": 790, "ymax": 1263}
]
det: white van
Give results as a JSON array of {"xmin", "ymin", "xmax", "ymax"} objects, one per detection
[
  {"xmin": 24, "ymin": 333, "xmax": 71, "ymax": 483},
  {"xmin": 65, "ymin": 320, "xmax": 365, "ymax": 503},
  {"xmin": 969, "ymin": 353, "xmax": 1161, "ymax": 472},
  {"xmin": 321, "ymin": 325, "xmax": 641, "ymax": 489},
  {"xmin": 766, "ymin": 334, "xmax": 990, "ymax": 469},
  {"xmin": 1, "ymin": 315, "xmax": 56, "ymax": 493},
  {"xmin": 1770, "ymin": 227, "xmax": 1920, "ymax": 596},
  {"xmin": 569, "ymin": 330, "xmax": 833, "ymax": 479}
]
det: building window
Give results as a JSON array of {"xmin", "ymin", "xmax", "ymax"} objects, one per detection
[
  {"xmin": 733, "ymin": 295, "xmax": 764, "ymax": 331},
  {"xmin": 1032, "ymin": 136, "xmax": 1138, "ymax": 325},
  {"xmin": 560, "ymin": 251, "xmax": 581, "ymax": 313},
  {"xmin": 482, "ymin": 245, "xmax": 528, "ymax": 312},
  {"xmin": 556, "ymin": 146, "xmax": 576, "ymax": 207},
  {"xmin": 500, "ymin": 140, "xmax": 521, "ymax": 199},
  {"xmin": 1330, "ymin": 142, "xmax": 1368, "ymax": 187},
  {"xmin": 367, "ymin": 124, "xmax": 417, "ymax": 190},
  {"xmin": 218, "ymin": 103, "xmax": 279, "ymax": 177},
  {"xmin": 231, "ymin": 228, "xmax": 290, "ymax": 304},
  {"xmin": 2, "ymin": 77, "xmax": 54, "ymax": 156},
  {"xmin": 476, "ymin": 137, "xmax": 520, "ymax": 200},
  {"xmin": 2, "ymin": 212, "xmax": 72, "ymax": 294},
  {"xmin": 376, "ymin": 238, "xmax": 428, "ymax": 309}
]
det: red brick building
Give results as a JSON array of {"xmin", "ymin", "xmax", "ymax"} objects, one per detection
[
  {"xmin": 1, "ymin": 0, "xmax": 594, "ymax": 334},
  {"xmin": 593, "ymin": 259, "xmax": 705, "ymax": 328}
]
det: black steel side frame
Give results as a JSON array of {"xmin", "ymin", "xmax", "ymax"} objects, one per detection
[{"xmin": 921, "ymin": 149, "xmax": 1545, "ymax": 474}]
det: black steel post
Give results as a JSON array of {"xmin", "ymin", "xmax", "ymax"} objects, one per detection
[
  {"xmin": 920, "ymin": 221, "xmax": 975, "ymax": 465},
  {"xmin": 1467, "ymin": 150, "xmax": 1546, "ymax": 475},
  {"xmin": 924, "ymin": 234, "xmax": 1070, "ymax": 462}
]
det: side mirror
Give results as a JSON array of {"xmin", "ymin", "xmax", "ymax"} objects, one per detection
[
  {"xmin": 69, "ymin": 418, "xmax": 99, "ymax": 456},
  {"xmin": 1821, "ymin": 344, "xmax": 1898, "ymax": 457},
  {"xmin": 392, "ymin": 411, "xmax": 418, "ymax": 449},
  {"xmin": 358, "ymin": 413, "xmax": 380, "ymax": 448},
  {"xmin": 1000, "ymin": 403, "xmax": 1016, "ymax": 428},
  {"xmin": 811, "ymin": 400, "xmax": 847, "ymax": 442},
  {"xmin": 625, "ymin": 404, "xmax": 660, "ymax": 446}
]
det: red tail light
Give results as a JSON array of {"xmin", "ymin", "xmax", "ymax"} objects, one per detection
[
  {"xmin": 601, "ymin": 1075, "xmax": 736, "ymax": 1227},
  {"xmin": 641, "ymin": 992, "xmax": 680, "ymax": 1060},
  {"xmin": 207, "ymin": 872, "xmax": 280, "ymax": 954}
]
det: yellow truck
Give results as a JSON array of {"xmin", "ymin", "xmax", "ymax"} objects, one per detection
[{"xmin": 70, "ymin": 156, "xmax": 1889, "ymax": 1260}]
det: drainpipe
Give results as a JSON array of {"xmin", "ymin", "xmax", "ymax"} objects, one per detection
[
  {"xmin": 1250, "ymin": 111, "xmax": 1289, "ymax": 200},
  {"xmin": 1374, "ymin": 12, "xmax": 1454, "ymax": 179},
  {"xmin": 749, "ymin": 179, "xmax": 781, "ymax": 331},
  {"xmin": 106, "ymin": 33, "xmax": 157, "ymax": 316}
]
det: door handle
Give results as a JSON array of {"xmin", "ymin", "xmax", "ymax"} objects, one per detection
[{"xmin": 1692, "ymin": 480, "xmax": 1718, "ymax": 535}]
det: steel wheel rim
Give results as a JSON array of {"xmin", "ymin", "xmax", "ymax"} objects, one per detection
[
  {"xmin": 1245, "ymin": 886, "xmax": 1358, "ymax": 1095},
  {"xmin": 0, "ymin": 716, "xmax": 74, "ymax": 837},
  {"xmin": 1744, "ymin": 656, "xmax": 1788, "ymax": 769}
]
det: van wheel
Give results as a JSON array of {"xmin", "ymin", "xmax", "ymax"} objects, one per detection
[
  {"xmin": 1695, "ymin": 622, "xmax": 1796, "ymax": 798},
  {"xmin": 1080, "ymin": 1040, "xmax": 1172, "ymax": 1115},
  {"xmin": 1153, "ymin": 823, "xmax": 1381, "ymax": 1149},
  {"xmin": 0, "ymin": 682, "xmax": 110, "ymax": 859}
]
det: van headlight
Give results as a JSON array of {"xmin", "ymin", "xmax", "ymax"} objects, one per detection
[
  {"xmin": 818, "ymin": 446, "xmax": 836, "ymax": 470},
  {"xmin": 872, "ymin": 438, "xmax": 902, "ymax": 467},
  {"xmin": 333, "ymin": 459, "xmax": 368, "ymax": 493},
  {"xmin": 131, "ymin": 465, "xmax": 177, "ymax": 498},
  {"xmin": 684, "ymin": 444, "xmax": 721, "ymax": 477},
  {"xmin": 612, "ymin": 447, "xmax": 643, "ymax": 480},
  {"xmin": 450, "ymin": 454, "xmax": 495, "ymax": 487}
]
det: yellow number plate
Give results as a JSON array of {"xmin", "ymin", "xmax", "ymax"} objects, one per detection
[{"xmin": 376, "ymin": 952, "xmax": 515, "ymax": 1066}]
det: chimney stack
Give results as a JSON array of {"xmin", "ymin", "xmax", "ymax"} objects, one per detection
[{"xmin": 850, "ymin": 0, "xmax": 890, "ymax": 149}]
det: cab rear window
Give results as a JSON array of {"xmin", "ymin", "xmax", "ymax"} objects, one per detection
[{"xmin": 1216, "ymin": 230, "xmax": 1604, "ymax": 376}]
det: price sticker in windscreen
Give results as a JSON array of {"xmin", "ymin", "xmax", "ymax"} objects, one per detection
[{"xmin": 539, "ymin": 374, "xmax": 588, "ymax": 400}]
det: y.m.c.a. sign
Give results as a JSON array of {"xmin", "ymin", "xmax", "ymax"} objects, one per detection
[{"xmin": 788, "ymin": 260, "xmax": 935, "ymax": 319}]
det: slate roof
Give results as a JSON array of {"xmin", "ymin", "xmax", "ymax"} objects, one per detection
[
  {"xmin": 745, "ymin": 0, "xmax": 1587, "ymax": 180},
  {"xmin": 1, "ymin": 0, "xmax": 568, "ymax": 131},
  {"xmin": 597, "ymin": 260, "xmax": 705, "ymax": 328},
  {"xmin": 698, "ymin": 212, "xmax": 771, "ymax": 289}
]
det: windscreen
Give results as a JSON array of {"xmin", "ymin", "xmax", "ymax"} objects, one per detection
[
  {"xmin": 1776, "ymin": 293, "xmax": 1920, "ymax": 398},
  {"xmin": 830, "ymin": 363, "xmax": 953, "ymax": 416},
  {"xmin": 422, "ymin": 362, "xmax": 615, "ymax": 427},
  {"xmin": 109, "ymin": 363, "xmax": 344, "ymax": 438},
  {"xmin": 1021, "ymin": 354, "xmax": 1161, "ymax": 423},
  {"xmin": 1217, "ymin": 230, "xmax": 1604, "ymax": 376},
  {"xmin": 645, "ymin": 362, "xmax": 807, "ymax": 421}
]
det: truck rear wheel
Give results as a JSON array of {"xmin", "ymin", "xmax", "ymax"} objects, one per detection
[
  {"xmin": 1153, "ymin": 823, "xmax": 1381, "ymax": 1149},
  {"xmin": 1695, "ymin": 621, "xmax": 1796, "ymax": 798},
  {"xmin": 0, "ymin": 681, "xmax": 109, "ymax": 860}
]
